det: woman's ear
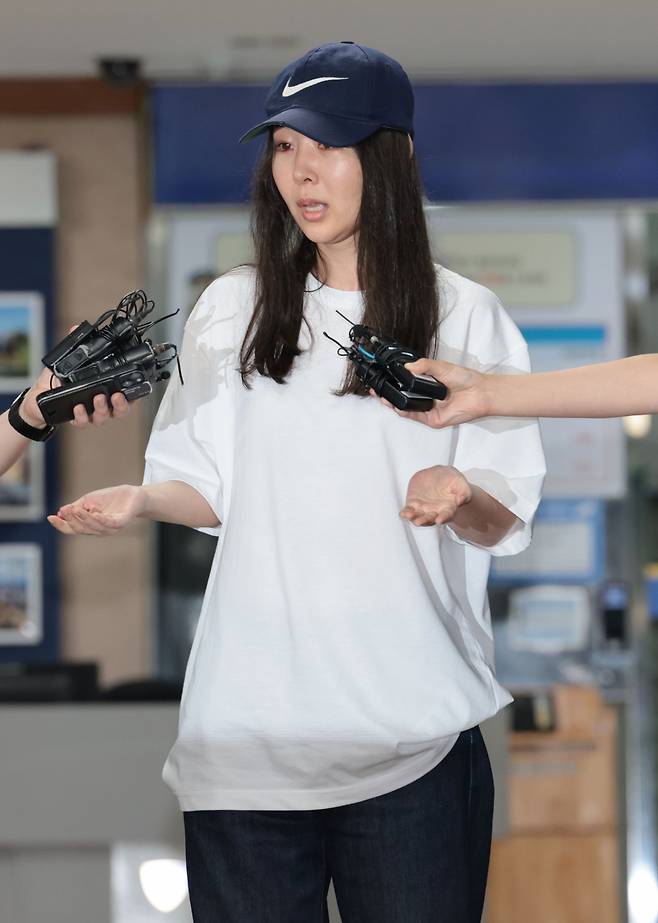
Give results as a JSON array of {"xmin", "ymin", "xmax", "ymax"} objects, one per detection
[{"xmin": 408, "ymin": 134, "xmax": 414, "ymax": 158}]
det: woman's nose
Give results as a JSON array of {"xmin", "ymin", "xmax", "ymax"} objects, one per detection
[{"xmin": 292, "ymin": 143, "xmax": 318, "ymax": 183}]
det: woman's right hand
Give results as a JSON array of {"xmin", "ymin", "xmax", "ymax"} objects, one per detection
[
  {"xmin": 380, "ymin": 358, "xmax": 490, "ymax": 428},
  {"xmin": 47, "ymin": 484, "xmax": 146, "ymax": 535}
]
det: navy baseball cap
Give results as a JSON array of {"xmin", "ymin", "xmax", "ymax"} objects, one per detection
[{"xmin": 239, "ymin": 41, "xmax": 414, "ymax": 147}]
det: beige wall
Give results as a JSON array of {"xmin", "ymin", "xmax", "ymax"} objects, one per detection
[{"xmin": 0, "ymin": 112, "xmax": 151, "ymax": 685}]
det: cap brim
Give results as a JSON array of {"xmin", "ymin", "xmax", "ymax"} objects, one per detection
[{"xmin": 239, "ymin": 107, "xmax": 380, "ymax": 146}]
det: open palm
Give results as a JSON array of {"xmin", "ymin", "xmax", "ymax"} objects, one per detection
[
  {"xmin": 401, "ymin": 465, "xmax": 472, "ymax": 527},
  {"xmin": 48, "ymin": 484, "xmax": 145, "ymax": 535}
]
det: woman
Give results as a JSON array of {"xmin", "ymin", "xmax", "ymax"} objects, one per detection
[{"xmin": 48, "ymin": 42, "xmax": 545, "ymax": 923}]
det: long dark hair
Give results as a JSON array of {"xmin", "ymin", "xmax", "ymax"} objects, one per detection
[{"xmin": 239, "ymin": 129, "xmax": 439, "ymax": 393}]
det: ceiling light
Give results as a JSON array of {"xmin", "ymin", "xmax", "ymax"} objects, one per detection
[{"xmin": 623, "ymin": 415, "xmax": 652, "ymax": 439}]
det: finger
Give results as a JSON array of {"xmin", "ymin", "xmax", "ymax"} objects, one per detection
[
  {"xmin": 58, "ymin": 501, "xmax": 95, "ymax": 519},
  {"xmin": 423, "ymin": 411, "xmax": 449, "ymax": 429},
  {"xmin": 403, "ymin": 511, "xmax": 436, "ymax": 527},
  {"xmin": 33, "ymin": 367, "xmax": 53, "ymax": 389},
  {"xmin": 405, "ymin": 358, "xmax": 455, "ymax": 381},
  {"xmin": 50, "ymin": 513, "xmax": 88, "ymax": 534},
  {"xmin": 80, "ymin": 504, "xmax": 118, "ymax": 525},
  {"xmin": 78, "ymin": 502, "xmax": 119, "ymax": 525},
  {"xmin": 71, "ymin": 403, "xmax": 90, "ymax": 428},
  {"xmin": 402, "ymin": 499, "xmax": 457, "ymax": 524},
  {"xmin": 47, "ymin": 515, "xmax": 76, "ymax": 534},
  {"xmin": 110, "ymin": 392, "xmax": 130, "ymax": 417},
  {"xmin": 81, "ymin": 505, "xmax": 128, "ymax": 530},
  {"xmin": 402, "ymin": 498, "xmax": 439, "ymax": 515},
  {"xmin": 413, "ymin": 514, "xmax": 435, "ymax": 527},
  {"xmin": 400, "ymin": 505, "xmax": 436, "ymax": 525},
  {"xmin": 419, "ymin": 407, "xmax": 448, "ymax": 426},
  {"xmin": 57, "ymin": 502, "xmax": 106, "ymax": 529},
  {"xmin": 70, "ymin": 507, "xmax": 114, "ymax": 535},
  {"xmin": 71, "ymin": 507, "xmax": 110, "ymax": 534},
  {"xmin": 90, "ymin": 394, "xmax": 111, "ymax": 426},
  {"xmin": 50, "ymin": 513, "xmax": 106, "ymax": 536},
  {"xmin": 403, "ymin": 358, "xmax": 437, "ymax": 375},
  {"xmin": 432, "ymin": 507, "xmax": 458, "ymax": 525}
]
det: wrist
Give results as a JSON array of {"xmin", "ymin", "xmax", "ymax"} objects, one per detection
[
  {"xmin": 19, "ymin": 389, "xmax": 47, "ymax": 429},
  {"xmin": 480, "ymin": 374, "xmax": 501, "ymax": 417},
  {"xmin": 8, "ymin": 388, "xmax": 55, "ymax": 442},
  {"xmin": 135, "ymin": 485, "xmax": 151, "ymax": 519},
  {"xmin": 451, "ymin": 480, "xmax": 475, "ymax": 523}
]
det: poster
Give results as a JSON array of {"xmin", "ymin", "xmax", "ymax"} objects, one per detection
[
  {"xmin": 0, "ymin": 443, "xmax": 45, "ymax": 521},
  {"xmin": 0, "ymin": 292, "xmax": 44, "ymax": 390},
  {"xmin": 0, "ymin": 544, "xmax": 43, "ymax": 645}
]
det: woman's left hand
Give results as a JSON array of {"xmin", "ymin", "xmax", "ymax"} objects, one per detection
[{"xmin": 401, "ymin": 465, "xmax": 472, "ymax": 527}]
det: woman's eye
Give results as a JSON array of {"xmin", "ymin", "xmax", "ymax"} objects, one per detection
[{"xmin": 274, "ymin": 141, "xmax": 292, "ymax": 151}]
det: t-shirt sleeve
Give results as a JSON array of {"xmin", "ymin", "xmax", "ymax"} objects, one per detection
[
  {"xmin": 142, "ymin": 286, "xmax": 232, "ymax": 537},
  {"xmin": 443, "ymin": 289, "xmax": 546, "ymax": 557}
]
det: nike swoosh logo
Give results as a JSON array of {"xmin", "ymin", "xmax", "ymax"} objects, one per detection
[{"xmin": 282, "ymin": 76, "xmax": 349, "ymax": 97}]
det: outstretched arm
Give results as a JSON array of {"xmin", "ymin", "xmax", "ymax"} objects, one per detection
[
  {"xmin": 402, "ymin": 465, "xmax": 518, "ymax": 546},
  {"xmin": 48, "ymin": 480, "xmax": 219, "ymax": 535},
  {"xmin": 387, "ymin": 354, "xmax": 658, "ymax": 428}
]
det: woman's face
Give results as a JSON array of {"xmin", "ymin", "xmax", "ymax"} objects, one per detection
[{"xmin": 271, "ymin": 127, "xmax": 363, "ymax": 250}]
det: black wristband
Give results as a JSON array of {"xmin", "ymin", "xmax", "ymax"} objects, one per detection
[{"xmin": 7, "ymin": 388, "xmax": 56, "ymax": 442}]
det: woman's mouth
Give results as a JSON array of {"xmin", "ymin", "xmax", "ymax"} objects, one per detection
[{"xmin": 298, "ymin": 200, "xmax": 327, "ymax": 221}]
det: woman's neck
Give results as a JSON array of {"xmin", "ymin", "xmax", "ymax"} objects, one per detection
[{"xmin": 315, "ymin": 239, "xmax": 360, "ymax": 292}]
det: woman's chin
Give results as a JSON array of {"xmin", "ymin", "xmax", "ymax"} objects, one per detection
[{"xmin": 302, "ymin": 227, "xmax": 357, "ymax": 249}]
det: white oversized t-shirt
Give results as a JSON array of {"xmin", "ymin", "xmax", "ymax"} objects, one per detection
[{"xmin": 143, "ymin": 265, "xmax": 546, "ymax": 811}]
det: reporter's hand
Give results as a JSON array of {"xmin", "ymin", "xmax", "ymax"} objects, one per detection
[
  {"xmin": 21, "ymin": 325, "xmax": 131, "ymax": 430},
  {"xmin": 20, "ymin": 366, "xmax": 59, "ymax": 429},
  {"xmin": 47, "ymin": 484, "xmax": 146, "ymax": 535},
  {"xmin": 375, "ymin": 358, "xmax": 489, "ymax": 428},
  {"xmin": 401, "ymin": 465, "xmax": 472, "ymax": 527},
  {"xmin": 70, "ymin": 391, "xmax": 130, "ymax": 428}
]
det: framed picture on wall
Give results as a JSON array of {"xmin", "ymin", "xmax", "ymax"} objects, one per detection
[
  {"xmin": 0, "ymin": 291, "xmax": 44, "ymax": 390},
  {"xmin": 0, "ymin": 442, "xmax": 45, "ymax": 521},
  {"xmin": 0, "ymin": 544, "xmax": 42, "ymax": 645}
]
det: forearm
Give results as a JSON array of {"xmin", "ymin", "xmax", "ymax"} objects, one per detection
[
  {"xmin": 485, "ymin": 355, "xmax": 658, "ymax": 418},
  {"xmin": 450, "ymin": 484, "xmax": 518, "ymax": 547},
  {"xmin": 140, "ymin": 480, "xmax": 220, "ymax": 528},
  {"xmin": 0, "ymin": 379, "xmax": 52, "ymax": 475},
  {"xmin": 0, "ymin": 411, "xmax": 32, "ymax": 475}
]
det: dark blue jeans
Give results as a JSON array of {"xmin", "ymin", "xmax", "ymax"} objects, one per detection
[{"xmin": 184, "ymin": 726, "xmax": 494, "ymax": 923}]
